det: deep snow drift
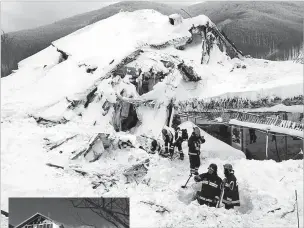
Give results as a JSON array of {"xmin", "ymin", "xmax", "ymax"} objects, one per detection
[{"xmin": 1, "ymin": 9, "xmax": 303, "ymax": 228}]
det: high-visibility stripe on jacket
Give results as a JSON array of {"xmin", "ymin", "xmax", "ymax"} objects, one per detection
[
  {"xmin": 196, "ymin": 172, "xmax": 222, "ymax": 204},
  {"xmin": 222, "ymin": 174, "xmax": 240, "ymax": 207},
  {"xmin": 188, "ymin": 133, "xmax": 205, "ymax": 156}
]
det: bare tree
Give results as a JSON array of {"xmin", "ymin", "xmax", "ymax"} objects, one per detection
[{"xmin": 69, "ymin": 198, "xmax": 129, "ymax": 228}]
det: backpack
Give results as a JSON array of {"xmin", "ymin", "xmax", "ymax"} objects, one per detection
[{"xmin": 182, "ymin": 129, "xmax": 188, "ymax": 140}]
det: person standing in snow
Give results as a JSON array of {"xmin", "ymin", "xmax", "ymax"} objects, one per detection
[
  {"xmin": 174, "ymin": 127, "xmax": 184, "ymax": 160},
  {"xmin": 221, "ymin": 164, "xmax": 240, "ymax": 209},
  {"xmin": 194, "ymin": 163, "xmax": 222, "ymax": 207},
  {"xmin": 162, "ymin": 128, "xmax": 174, "ymax": 157},
  {"xmin": 188, "ymin": 127, "xmax": 205, "ymax": 175}
]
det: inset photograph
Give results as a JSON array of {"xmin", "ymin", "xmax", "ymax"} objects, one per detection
[{"xmin": 9, "ymin": 198, "xmax": 129, "ymax": 228}]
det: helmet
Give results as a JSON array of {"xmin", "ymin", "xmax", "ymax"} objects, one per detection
[
  {"xmin": 151, "ymin": 140, "xmax": 158, "ymax": 147},
  {"xmin": 223, "ymin": 164, "xmax": 233, "ymax": 171},
  {"xmin": 176, "ymin": 127, "xmax": 180, "ymax": 131},
  {"xmin": 193, "ymin": 127, "xmax": 201, "ymax": 136},
  {"xmin": 162, "ymin": 129, "xmax": 167, "ymax": 135},
  {"xmin": 208, "ymin": 163, "xmax": 217, "ymax": 173}
]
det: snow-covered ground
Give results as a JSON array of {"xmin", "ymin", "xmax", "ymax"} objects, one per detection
[
  {"xmin": 1, "ymin": 119, "xmax": 303, "ymax": 227},
  {"xmin": 1, "ymin": 9, "xmax": 303, "ymax": 228}
]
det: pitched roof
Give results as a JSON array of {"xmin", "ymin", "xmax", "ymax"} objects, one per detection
[{"xmin": 15, "ymin": 212, "xmax": 61, "ymax": 228}]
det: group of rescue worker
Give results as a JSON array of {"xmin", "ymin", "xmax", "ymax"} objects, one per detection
[
  {"xmin": 194, "ymin": 163, "xmax": 240, "ymax": 209},
  {"xmin": 149, "ymin": 125, "xmax": 240, "ymax": 209}
]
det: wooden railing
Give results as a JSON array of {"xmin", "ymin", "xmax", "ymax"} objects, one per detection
[{"xmin": 177, "ymin": 110, "xmax": 304, "ymax": 133}]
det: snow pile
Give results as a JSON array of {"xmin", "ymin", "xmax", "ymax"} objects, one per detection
[
  {"xmin": 1, "ymin": 215, "xmax": 8, "ymax": 228},
  {"xmin": 180, "ymin": 121, "xmax": 245, "ymax": 160},
  {"xmin": 3, "ymin": 119, "xmax": 302, "ymax": 228},
  {"xmin": 1, "ymin": 9, "xmax": 303, "ymax": 228},
  {"xmin": 131, "ymin": 159, "xmax": 303, "ymax": 228}
]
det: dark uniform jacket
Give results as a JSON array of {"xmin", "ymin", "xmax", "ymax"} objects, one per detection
[
  {"xmin": 195, "ymin": 172, "xmax": 222, "ymax": 206},
  {"xmin": 222, "ymin": 174, "xmax": 240, "ymax": 207},
  {"xmin": 188, "ymin": 133, "xmax": 205, "ymax": 156}
]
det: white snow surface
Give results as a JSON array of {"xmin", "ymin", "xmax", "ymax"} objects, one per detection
[
  {"xmin": 1, "ymin": 120, "xmax": 303, "ymax": 228},
  {"xmin": 1, "ymin": 215, "xmax": 8, "ymax": 228},
  {"xmin": 180, "ymin": 121, "xmax": 245, "ymax": 160},
  {"xmin": 1, "ymin": 9, "xmax": 303, "ymax": 228}
]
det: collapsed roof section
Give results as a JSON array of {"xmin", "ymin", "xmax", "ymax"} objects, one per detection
[
  {"xmin": 3, "ymin": 10, "xmax": 302, "ymax": 140},
  {"xmin": 50, "ymin": 10, "xmax": 241, "ymax": 66}
]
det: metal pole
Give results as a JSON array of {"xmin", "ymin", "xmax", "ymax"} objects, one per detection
[
  {"xmin": 296, "ymin": 190, "xmax": 299, "ymax": 228},
  {"xmin": 266, "ymin": 131, "xmax": 269, "ymax": 159},
  {"xmin": 284, "ymin": 113, "xmax": 288, "ymax": 158}
]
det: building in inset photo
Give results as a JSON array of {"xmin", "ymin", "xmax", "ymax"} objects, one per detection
[{"xmin": 9, "ymin": 198, "xmax": 129, "ymax": 228}]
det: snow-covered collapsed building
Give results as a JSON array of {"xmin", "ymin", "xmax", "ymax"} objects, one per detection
[
  {"xmin": 1, "ymin": 10, "xmax": 303, "ymax": 161},
  {"xmin": 1, "ymin": 10, "xmax": 304, "ymax": 228}
]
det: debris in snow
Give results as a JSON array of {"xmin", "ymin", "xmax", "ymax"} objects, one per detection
[
  {"xmin": 46, "ymin": 163, "xmax": 64, "ymax": 169},
  {"xmin": 29, "ymin": 115, "xmax": 69, "ymax": 127},
  {"xmin": 168, "ymin": 14, "xmax": 183, "ymax": 26},
  {"xmin": 123, "ymin": 158, "xmax": 150, "ymax": 184},
  {"xmin": 177, "ymin": 61, "xmax": 201, "ymax": 81},
  {"xmin": 104, "ymin": 49, "xmax": 144, "ymax": 79},
  {"xmin": 83, "ymin": 133, "xmax": 105, "ymax": 162},
  {"xmin": 140, "ymin": 201, "xmax": 170, "ymax": 213},
  {"xmin": 267, "ymin": 208, "xmax": 281, "ymax": 213},
  {"xmin": 46, "ymin": 163, "xmax": 118, "ymax": 191},
  {"xmin": 51, "ymin": 43, "xmax": 69, "ymax": 63},
  {"xmin": 84, "ymin": 87, "xmax": 98, "ymax": 108},
  {"xmin": 44, "ymin": 134, "xmax": 78, "ymax": 151}
]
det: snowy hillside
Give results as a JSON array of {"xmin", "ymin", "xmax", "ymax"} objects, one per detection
[{"xmin": 1, "ymin": 9, "xmax": 303, "ymax": 228}]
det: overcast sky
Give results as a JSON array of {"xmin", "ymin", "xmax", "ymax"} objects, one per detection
[{"xmin": 1, "ymin": 0, "xmax": 197, "ymax": 33}]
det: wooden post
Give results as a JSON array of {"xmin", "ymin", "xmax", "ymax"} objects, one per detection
[
  {"xmin": 242, "ymin": 127, "xmax": 246, "ymax": 153},
  {"xmin": 265, "ymin": 131, "xmax": 269, "ymax": 159}
]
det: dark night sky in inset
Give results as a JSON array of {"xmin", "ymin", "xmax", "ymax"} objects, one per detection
[{"xmin": 9, "ymin": 198, "xmax": 111, "ymax": 228}]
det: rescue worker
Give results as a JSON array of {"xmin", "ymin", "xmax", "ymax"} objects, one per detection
[
  {"xmin": 174, "ymin": 127, "xmax": 184, "ymax": 160},
  {"xmin": 188, "ymin": 127, "xmax": 205, "ymax": 175},
  {"xmin": 149, "ymin": 139, "xmax": 161, "ymax": 154},
  {"xmin": 222, "ymin": 164, "xmax": 240, "ymax": 209},
  {"xmin": 162, "ymin": 128, "xmax": 174, "ymax": 157},
  {"xmin": 194, "ymin": 163, "xmax": 222, "ymax": 207}
]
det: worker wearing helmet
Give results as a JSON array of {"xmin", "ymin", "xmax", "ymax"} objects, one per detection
[
  {"xmin": 222, "ymin": 163, "xmax": 240, "ymax": 209},
  {"xmin": 162, "ymin": 128, "xmax": 174, "ymax": 156},
  {"xmin": 194, "ymin": 163, "xmax": 222, "ymax": 207},
  {"xmin": 188, "ymin": 127, "xmax": 205, "ymax": 175}
]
